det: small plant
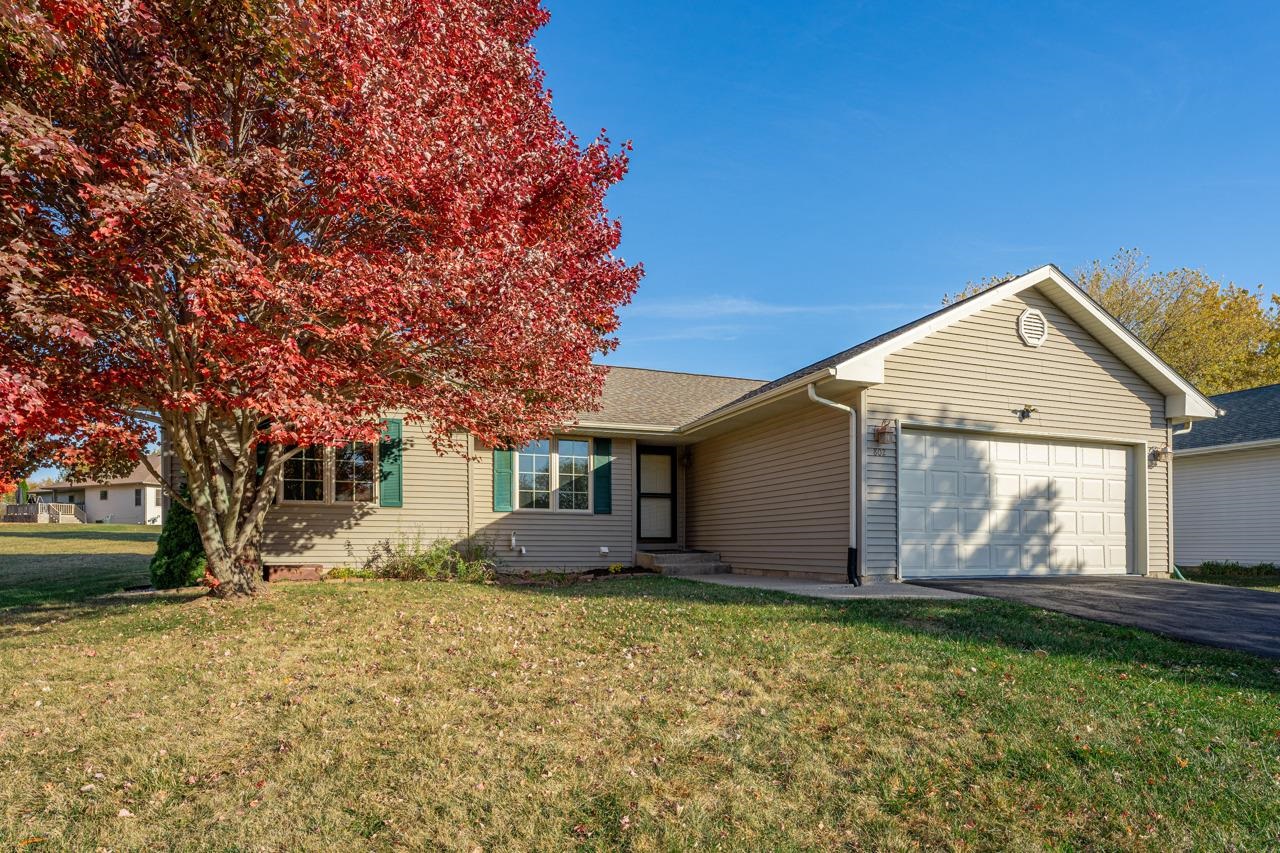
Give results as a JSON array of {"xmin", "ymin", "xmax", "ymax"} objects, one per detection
[
  {"xmin": 607, "ymin": 562, "xmax": 626, "ymax": 574},
  {"xmin": 149, "ymin": 489, "xmax": 207, "ymax": 589},
  {"xmin": 356, "ymin": 534, "xmax": 498, "ymax": 583},
  {"xmin": 326, "ymin": 565, "xmax": 376, "ymax": 580}
]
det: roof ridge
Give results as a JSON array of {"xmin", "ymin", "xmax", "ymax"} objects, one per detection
[
  {"xmin": 600, "ymin": 364, "xmax": 767, "ymax": 383},
  {"xmin": 1210, "ymin": 382, "xmax": 1280, "ymax": 399}
]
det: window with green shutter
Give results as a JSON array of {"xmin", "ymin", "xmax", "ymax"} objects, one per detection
[
  {"xmin": 493, "ymin": 449, "xmax": 514, "ymax": 512},
  {"xmin": 592, "ymin": 438, "xmax": 612, "ymax": 514}
]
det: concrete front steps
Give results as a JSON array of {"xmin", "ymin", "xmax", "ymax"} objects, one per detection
[{"xmin": 636, "ymin": 549, "xmax": 730, "ymax": 576}]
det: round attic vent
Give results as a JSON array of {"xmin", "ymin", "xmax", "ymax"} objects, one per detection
[{"xmin": 1017, "ymin": 308, "xmax": 1048, "ymax": 348}]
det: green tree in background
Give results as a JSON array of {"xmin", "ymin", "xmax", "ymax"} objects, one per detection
[
  {"xmin": 150, "ymin": 491, "xmax": 207, "ymax": 589},
  {"xmin": 944, "ymin": 249, "xmax": 1280, "ymax": 395}
]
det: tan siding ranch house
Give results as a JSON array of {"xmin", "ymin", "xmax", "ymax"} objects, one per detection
[{"xmin": 246, "ymin": 265, "xmax": 1219, "ymax": 583}]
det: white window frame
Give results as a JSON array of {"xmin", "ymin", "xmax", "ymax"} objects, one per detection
[
  {"xmin": 513, "ymin": 436, "xmax": 593, "ymax": 514},
  {"xmin": 278, "ymin": 443, "xmax": 379, "ymax": 506}
]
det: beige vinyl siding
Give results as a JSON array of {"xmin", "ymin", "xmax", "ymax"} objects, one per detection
[
  {"xmin": 687, "ymin": 402, "xmax": 850, "ymax": 581},
  {"xmin": 1174, "ymin": 447, "xmax": 1280, "ymax": 565},
  {"xmin": 262, "ymin": 423, "xmax": 471, "ymax": 566},
  {"xmin": 864, "ymin": 287, "xmax": 1171, "ymax": 580},
  {"xmin": 472, "ymin": 437, "xmax": 636, "ymax": 571}
]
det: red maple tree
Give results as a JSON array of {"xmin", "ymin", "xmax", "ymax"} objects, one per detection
[{"xmin": 0, "ymin": 0, "xmax": 640, "ymax": 594}]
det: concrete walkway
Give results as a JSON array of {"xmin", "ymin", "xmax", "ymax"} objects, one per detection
[{"xmin": 682, "ymin": 573, "xmax": 975, "ymax": 601}]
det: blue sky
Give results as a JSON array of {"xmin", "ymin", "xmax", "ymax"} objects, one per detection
[{"xmin": 535, "ymin": 0, "xmax": 1280, "ymax": 380}]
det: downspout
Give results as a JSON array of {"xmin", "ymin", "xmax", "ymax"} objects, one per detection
[
  {"xmin": 1166, "ymin": 419, "xmax": 1199, "ymax": 578},
  {"xmin": 807, "ymin": 383, "xmax": 860, "ymax": 586}
]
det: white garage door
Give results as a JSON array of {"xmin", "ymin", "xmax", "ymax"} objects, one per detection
[{"xmin": 899, "ymin": 429, "xmax": 1131, "ymax": 578}]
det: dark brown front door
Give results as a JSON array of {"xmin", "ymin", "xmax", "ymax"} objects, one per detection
[{"xmin": 637, "ymin": 446, "xmax": 676, "ymax": 544}]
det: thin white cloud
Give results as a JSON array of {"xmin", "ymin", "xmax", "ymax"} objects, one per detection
[
  {"xmin": 623, "ymin": 324, "xmax": 746, "ymax": 343},
  {"xmin": 626, "ymin": 296, "xmax": 926, "ymax": 319}
]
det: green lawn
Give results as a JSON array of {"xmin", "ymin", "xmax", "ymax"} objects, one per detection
[
  {"xmin": 0, "ymin": 523, "xmax": 159, "ymax": 608},
  {"xmin": 1, "ymin": 528, "xmax": 1278, "ymax": 849}
]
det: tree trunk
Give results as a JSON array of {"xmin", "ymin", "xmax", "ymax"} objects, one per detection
[{"xmin": 205, "ymin": 544, "xmax": 263, "ymax": 597}]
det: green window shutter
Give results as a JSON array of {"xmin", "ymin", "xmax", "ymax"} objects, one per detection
[
  {"xmin": 493, "ymin": 449, "xmax": 514, "ymax": 512},
  {"xmin": 592, "ymin": 438, "xmax": 612, "ymax": 515},
  {"xmin": 255, "ymin": 442, "xmax": 268, "ymax": 483},
  {"xmin": 378, "ymin": 419, "xmax": 403, "ymax": 508}
]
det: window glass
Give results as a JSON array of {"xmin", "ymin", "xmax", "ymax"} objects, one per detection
[
  {"xmin": 517, "ymin": 439, "xmax": 551, "ymax": 509},
  {"xmin": 100, "ymin": 490, "xmax": 108, "ymax": 501},
  {"xmin": 282, "ymin": 446, "xmax": 325, "ymax": 501},
  {"xmin": 134, "ymin": 488, "xmax": 142, "ymax": 506},
  {"xmin": 335, "ymin": 442, "xmax": 375, "ymax": 502},
  {"xmin": 557, "ymin": 439, "xmax": 590, "ymax": 510}
]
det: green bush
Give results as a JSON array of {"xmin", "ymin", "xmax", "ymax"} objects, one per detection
[
  {"xmin": 1185, "ymin": 561, "xmax": 1279, "ymax": 578},
  {"xmin": 149, "ymin": 491, "xmax": 207, "ymax": 588},
  {"xmin": 359, "ymin": 534, "xmax": 497, "ymax": 583}
]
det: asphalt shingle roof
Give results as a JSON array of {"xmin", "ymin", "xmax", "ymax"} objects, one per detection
[
  {"xmin": 36, "ymin": 456, "xmax": 161, "ymax": 491},
  {"xmin": 1174, "ymin": 384, "xmax": 1280, "ymax": 451},
  {"xmin": 584, "ymin": 367, "xmax": 767, "ymax": 429}
]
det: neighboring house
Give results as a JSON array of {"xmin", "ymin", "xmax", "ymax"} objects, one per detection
[
  {"xmin": 1173, "ymin": 383, "xmax": 1279, "ymax": 566},
  {"xmin": 178, "ymin": 265, "xmax": 1218, "ymax": 582},
  {"xmin": 32, "ymin": 456, "xmax": 165, "ymax": 525}
]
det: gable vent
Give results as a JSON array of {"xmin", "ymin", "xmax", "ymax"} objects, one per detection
[{"xmin": 1017, "ymin": 308, "xmax": 1048, "ymax": 348}]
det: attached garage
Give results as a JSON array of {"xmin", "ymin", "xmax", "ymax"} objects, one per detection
[
  {"xmin": 683, "ymin": 265, "xmax": 1218, "ymax": 584},
  {"xmin": 898, "ymin": 429, "xmax": 1133, "ymax": 578}
]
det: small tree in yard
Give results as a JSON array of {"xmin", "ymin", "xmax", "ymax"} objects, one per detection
[
  {"xmin": 150, "ymin": 489, "xmax": 207, "ymax": 589},
  {"xmin": 0, "ymin": 0, "xmax": 640, "ymax": 595}
]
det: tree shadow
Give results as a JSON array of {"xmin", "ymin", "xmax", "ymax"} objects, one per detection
[
  {"xmin": 0, "ymin": 527, "xmax": 160, "ymax": 543},
  {"xmin": 506, "ymin": 577, "xmax": 1280, "ymax": 695},
  {"xmin": 0, "ymin": 589, "xmax": 203, "ymax": 639}
]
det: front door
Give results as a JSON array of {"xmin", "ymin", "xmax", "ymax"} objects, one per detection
[{"xmin": 637, "ymin": 446, "xmax": 677, "ymax": 544}]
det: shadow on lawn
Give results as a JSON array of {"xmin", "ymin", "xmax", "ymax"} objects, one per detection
[
  {"xmin": 0, "ymin": 527, "xmax": 161, "ymax": 543},
  {"xmin": 509, "ymin": 576, "xmax": 1280, "ymax": 694},
  {"xmin": 0, "ymin": 590, "xmax": 202, "ymax": 638}
]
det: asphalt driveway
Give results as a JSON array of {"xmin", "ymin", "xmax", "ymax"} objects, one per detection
[{"xmin": 908, "ymin": 576, "xmax": 1280, "ymax": 659}]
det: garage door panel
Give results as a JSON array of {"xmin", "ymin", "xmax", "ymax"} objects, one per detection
[
  {"xmin": 901, "ymin": 429, "xmax": 1130, "ymax": 579},
  {"xmin": 1079, "ymin": 478, "xmax": 1105, "ymax": 501},
  {"xmin": 1051, "ymin": 476, "xmax": 1076, "ymax": 500},
  {"xmin": 961, "ymin": 508, "xmax": 988, "ymax": 534},
  {"xmin": 962, "ymin": 437, "xmax": 990, "ymax": 462},
  {"xmin": 962, "ymin": 473, "xmax": 989, "ymax": 497},
  {"xmin": 963, "ymin": 544, "xmax": 991, "ymax": 572},
  {"xmin": 928, "ymin": 507, "xmax": 960, "ymax": 532},
  {"xmin": 931, "ymin": 435, "xmax": 960, "ymax": 461},
  {"xmin": 930, "ymin": 471, "xmax": 959, "ymax": 495}
]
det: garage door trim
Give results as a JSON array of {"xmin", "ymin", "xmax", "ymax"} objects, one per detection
[{"xmin": 893, "ymin": 421, "xmax": 1150, "ymax": 580}]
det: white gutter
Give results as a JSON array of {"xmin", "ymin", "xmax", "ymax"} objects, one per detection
[{"xmin": 807, "ymin": 383, "xmax": 859, "ymax": 585}]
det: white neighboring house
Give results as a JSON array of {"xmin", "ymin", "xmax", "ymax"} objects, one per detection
[
  {"xmin": 33, "ymin": 456, "xmax": 165, "ymax": 525},
  {"xmin": 1174, "ymin": 383, "xmax": 1280, "ymax": 566}
]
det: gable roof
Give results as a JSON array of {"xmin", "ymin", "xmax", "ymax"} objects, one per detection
[
  {"xmin": 682, "ymin": 264, "xmax": 1219, "ymax": 433},
  {"xmin": 1174, "ymin": 384, "xmax": 1280, "ymax": 452},
  {"xmin": 34, "ymin": 456, "xmax": 161, "ymax": 492},
  {"xmin": 581, "ymin": 366, "xmax": 767, "ymax": 431}
]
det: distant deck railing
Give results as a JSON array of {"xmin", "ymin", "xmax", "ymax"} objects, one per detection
[{"xmin": 2, "ymin": 502, "xmax": 85, "ymax": 523}]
